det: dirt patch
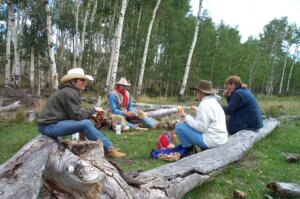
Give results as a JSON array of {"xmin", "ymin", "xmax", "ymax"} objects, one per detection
[
  {"xmin": 0, "ymin": 87, "xmax": 39, "ymax": 119},
  {"xmin": 0, "ymin": 87, "xmax": 38, "ymax": 107},
  {"xmin": 235, "ymin": 154, "xmax": 259, "ymax": 169}
]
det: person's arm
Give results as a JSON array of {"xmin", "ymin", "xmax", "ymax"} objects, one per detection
[
  {"xmin": 63, "ymin": 90, "xmax": 94, "ymax": 120},
  {"xmin": 108, "ymin": 94, "xmax": 126, "ymax": 116},
  {"xmin": 222, "ymin": 93, "xmax": 244, "ymax": 114},
  {"xmin": 127, "ymin": 97, "xmax": 134, "ymax": 112}
]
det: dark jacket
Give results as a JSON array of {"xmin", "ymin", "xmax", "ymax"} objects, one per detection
[
  {"xmin": 223, "ymin": 87, "xmax": 263, "ymax": 134},
  {"xmin": 37, "ymin": 83, "xmax": 95, "ymax": 125}
]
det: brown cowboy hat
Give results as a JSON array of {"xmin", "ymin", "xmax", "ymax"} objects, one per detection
[{"xmin": 190, "ymin": 80, "xmax": 218, "ymax": 94}]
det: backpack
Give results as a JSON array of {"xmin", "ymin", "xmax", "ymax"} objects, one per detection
[{"xmin": 157, "ymin": 131, "xmax": 175, "ymax": 150}]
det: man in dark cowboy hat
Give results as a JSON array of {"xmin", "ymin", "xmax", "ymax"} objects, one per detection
[
  {"xmin": 37, "ymin": 68, "xmax": 126, "ymax": 158},
  {"xmin": 175, "ymin": 80, "xmax": 228, "ymax": 155}
]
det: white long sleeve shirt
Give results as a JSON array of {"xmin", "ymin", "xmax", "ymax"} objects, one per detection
[{"xmin": 184, "ymin": 95, "xmax": 228, "ymax": 148}]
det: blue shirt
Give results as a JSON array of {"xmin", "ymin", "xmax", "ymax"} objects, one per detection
[{"xmin": 223, "ymin": 87, "xmax": 263, "ymax": 134}]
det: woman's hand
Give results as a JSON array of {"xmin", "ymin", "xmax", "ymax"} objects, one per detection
[{"xmin": 223, "ymin": 89, "xmax": 230, "ymax": 97}]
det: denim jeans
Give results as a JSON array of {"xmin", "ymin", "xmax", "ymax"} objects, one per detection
[
  {"xmin": 175, "ymin": 122, "xmax": 208, "ymax": 149},
  {"xmin": 126, "ymin": 117, "xmax": 157, "ymax": 128},
  {"xmin": 38, "ymin": 119, "xmax": 112, "ymax": 151}
]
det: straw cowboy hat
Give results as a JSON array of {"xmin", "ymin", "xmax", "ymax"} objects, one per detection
[
  {"xmin": 116, "ymin": 77, "xmax": 131, "ymax": 86},
  {"xmin": 60, "ymin": 68, "xmax": 94, "ymax": 83},
  {"xmin": 190, "ymin": 80, "xmax": 218, "ymax": 94}
]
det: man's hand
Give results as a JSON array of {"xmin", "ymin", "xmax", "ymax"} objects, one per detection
[
  {"xmin": 125, "ymin": 111, "xmax": 136, "ymax": 117},
  {"xmin": 190, "ymin": 105, "xmax": 197, "ymax": 113},
  {"xmin": 177, "ymin": 106, "xmax": 185, "ymax": 118},
  {"xmin": 95, "ymin": 107, "xmax": 104, "ymax": 112}
]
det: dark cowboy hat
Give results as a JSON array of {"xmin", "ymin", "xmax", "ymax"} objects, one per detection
[{"xmin": 190, "ymin": 80, "xmax": 218, "ymax": 94}]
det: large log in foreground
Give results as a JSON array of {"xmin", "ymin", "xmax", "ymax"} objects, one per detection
[{"xmin": 0, "ymin": 119, "xmax": 279, "ymax": 199}]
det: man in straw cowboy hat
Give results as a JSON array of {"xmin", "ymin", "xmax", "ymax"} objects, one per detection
[
  {"xmin": 107, "ymin": 77, "xmax": 160, "ymax": 129},
  {"xmin": 175, "ymin": 80, "xmax": 228, "ymax": 155},
  {"xmin": 37, "ymin": 68, "xmax": 126, "ymax": 158}
]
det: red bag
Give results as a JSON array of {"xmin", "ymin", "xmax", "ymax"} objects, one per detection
[{"xmin": 157, "ymin": 131, "xmax": 175, "ymax": 150}]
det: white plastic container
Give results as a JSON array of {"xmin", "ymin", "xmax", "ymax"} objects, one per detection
[
  {"xmin": 116, "ymin": 122, "xmax": 121, "ymax": 135},
  {"xmin": 72, "ymin": 133, "xmax": 79, "ymax": 141}
]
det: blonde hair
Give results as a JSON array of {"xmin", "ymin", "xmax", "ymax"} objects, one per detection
[{"xmin": 225, "ymin": 76, "xmax": 247, "ymax": 88}]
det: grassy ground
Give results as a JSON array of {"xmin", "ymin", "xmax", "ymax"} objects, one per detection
[{"xmin": 0, "ymin": 95, "xmax": 299, "ymax": 199}]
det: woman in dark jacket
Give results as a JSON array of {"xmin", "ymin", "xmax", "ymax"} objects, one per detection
[
  {"xmin": 222, "ymin": 76, "xmax": 263, "ymax": 135},
  {"xmin": 37, "ymin": 68, "xmax": 125, "ymax": 158}
]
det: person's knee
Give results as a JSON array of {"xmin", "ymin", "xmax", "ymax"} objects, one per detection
[
  {"xmin": 175, "ymin": 122, "xmax": 184, "ymax": 134},
  {"xmin": 81, "ymin": 119, "xmax": 94, "ymax": 127}
]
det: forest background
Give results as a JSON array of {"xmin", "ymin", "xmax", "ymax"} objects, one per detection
[{"xmin": 0, "ymin": 0, "xmax": 299, "ymax": 98}]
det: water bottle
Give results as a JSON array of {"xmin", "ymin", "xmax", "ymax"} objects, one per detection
[{"xmin": 116, "ymin": 122, "xmax": 121, "ymax": 135}]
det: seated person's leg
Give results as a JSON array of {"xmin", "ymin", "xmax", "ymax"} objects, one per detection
[{"xmin": 175, "ymin": 122, "xmax": 208, "ymax": 150}]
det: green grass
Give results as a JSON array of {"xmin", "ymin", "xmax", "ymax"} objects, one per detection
[
  {"xmin": 1, "ymin": 96, "xmax": 300, "ymax": 199},
  {"xmin": 183, "ymin": 120, "xmax": 300, "ymax": 199},
  {"xmin": 0, "ymin": 120, "xmax": 39, "ymax": 163}
]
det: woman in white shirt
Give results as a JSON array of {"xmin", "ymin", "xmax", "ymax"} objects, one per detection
[{"xmin": 175, "ymin": 80, "xmax": 228, "ymax": 155}]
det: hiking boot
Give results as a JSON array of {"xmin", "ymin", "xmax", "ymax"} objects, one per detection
[
  {"xmin": 105, "ymin": 147, "xmax": 126, "ymax": 158},
  {"xmin": 183, "ymin": 145, "xmax": 198, "ymax": 156}
]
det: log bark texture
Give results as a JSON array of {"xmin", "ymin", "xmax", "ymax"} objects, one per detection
[
  {"xmin": 0, "ymin": 135, "xmax": 57, "ymax": 198},
  {"xmin": 0, "ymin": 100, "xmax": 21, "ymax": 111},
  {"xmin": 0, "ymin": 119, "xmax": 279, "ymax": 199},
  {"xmin": 267, "ymin": 182, "xmax": 300, "ymax": 197}
]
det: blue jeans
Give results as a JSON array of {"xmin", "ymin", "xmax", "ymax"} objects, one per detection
[
  {"xmin": 38, "ymin": 119, "xmax": 112, "ymax": 151},
  {"xmin": 126, "ymin": 117, "xmax": 157, "ymax": 128},
  {"xmin": 175, "ymin": 122, "xmax": 208, "ymax": 149}
]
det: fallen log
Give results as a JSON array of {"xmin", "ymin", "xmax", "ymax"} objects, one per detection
[
  {"xmin": 0, "ymin": 100, "xmax": 21, "ymax": 111},
  {"xmin": 267, "ymin": 182, "xmax": 300, "ymax": 197},
  {"xmin": 0, "ymin": 135, "xmax": 57, "ymax": 198},
  {"xmin": 0, "ymin": 119, "xmax": 279, "ymax": 199},
  {"xmin": 145, "ymin": 107, "xmax": 178, "ymax": 118},
  {"xmin": 284, "ymin": 153, "xmax": 300, "ymax": 163}
]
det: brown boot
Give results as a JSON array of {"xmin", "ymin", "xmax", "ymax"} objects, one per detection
[{"xmin": 105, "ymin": 147, "xmax": 126, "ymax": 158}]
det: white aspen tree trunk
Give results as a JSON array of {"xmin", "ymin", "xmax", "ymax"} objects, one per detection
[
  {"xmin": 78, "ymin": 0, "xmax": 92, "ymax": 66},
  {"xmin": 73, "ymin": 0, "xmax": 80, "ymax": 68},
  {"xmin": 135, "ymin": 0, "xmax": 161, "ymax": 100},
  {"xmin": 45, "ymin": 0, "xmax": 59, "ymax": 91},
  {"xmin": 17, "ymin": 9, "xmax": 24, "ymax": 76},
  {"xmin": 248, "ymin": 55, "xmax": 259, "ymax": 90},
  {"xmin": 107, "ymin": 0, "xmax": 128, "ymax": 93},
  {"xmin": 37, "ymin": 54, "xmax": 41, "ymax": 96},
  {"xmin": 41, "ymin": 69, "xmax": 45, "ymax": 96},
  {"xmin": 278, "ymin": 46, "xmax": 289, "ymax": 95},
  {"xmin": 90, "ymin": 0, "xmax": 98, "ymax": 24},
  {"xmin": 265, "ymin": 32, "xmax": 279, "ymax": 95},
  {"xmin": 5, "ymin": 2, "xmax": 13, "ymax": 87},
  {"xmin": 29, "ymin": 47, "xmax": 35, "ymax": 94},
  {"xmin": 286, "ymin": 45, "xmax": 298, "ymax": 93},
  {"xmin": 104, "ymin": 39, "xmax": 116, "ymax": 93},
  {"xmin": 11, "ymin": 6, "xmax": 21, "ymax": 88},
  {"xmin": 178, "ymin": 0, "xmax": 203, "ymax": 101},
  {"xmin": 104, "ymin": 1, "xmax": 119, "ymax": 94}
]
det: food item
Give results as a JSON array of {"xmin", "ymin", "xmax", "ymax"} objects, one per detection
[{"xmin": 177, "ymin": 106, "xmax": 184, "ymax": 114}]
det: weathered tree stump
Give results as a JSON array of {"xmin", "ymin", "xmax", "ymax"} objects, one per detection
[{"xmin": 0, "ymin": 119, "xmax": 279, "ymax": 199}]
